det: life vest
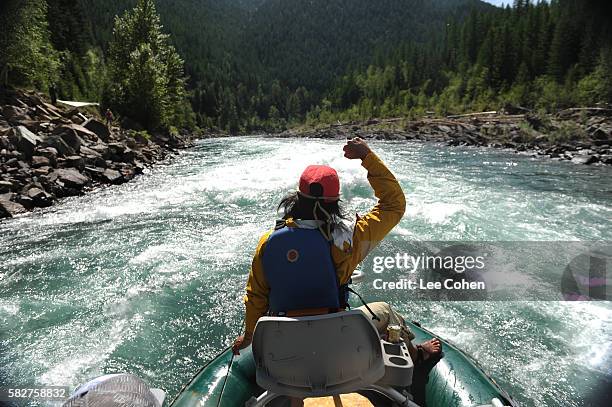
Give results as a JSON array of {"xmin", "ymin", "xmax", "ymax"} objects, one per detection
[{"xmin": 261, "ymin": 223, "xmax": 341, "ymax": 313}]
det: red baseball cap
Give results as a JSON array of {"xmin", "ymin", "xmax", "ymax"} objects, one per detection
[{"xmin": 299, "ymin": 165, "xmax": 340, "ymax": 202}]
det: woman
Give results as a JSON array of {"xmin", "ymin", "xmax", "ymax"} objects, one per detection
[{"xmin": 232, "ymin": 137, "xmax": 441, "ymax": 366}]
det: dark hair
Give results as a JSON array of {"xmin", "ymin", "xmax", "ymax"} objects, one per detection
[{"xmin": 278, "ymin": 189, "xmax": 347, "ymax": 230}]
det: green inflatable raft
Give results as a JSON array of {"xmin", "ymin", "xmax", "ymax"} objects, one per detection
[{"xmin": 170, "ymin": 314, "xmax": 518, "ymax": 407}]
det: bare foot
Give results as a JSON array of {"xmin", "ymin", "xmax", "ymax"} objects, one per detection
[
  {"xmin": 409, "ymin": 338, "xmax": 441, "ymax": 364},
  {"xmin": 419, "ymin": 338, "xmax": 441, "ymax": 360}
]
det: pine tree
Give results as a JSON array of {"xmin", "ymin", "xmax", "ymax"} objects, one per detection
[
  {"xmin": 0, "ymin": 0, "xmax": 59, "ymax": 88},
  {"xmin": 106, "ymin": 0, "xmax": 191, "ymax": 130}
]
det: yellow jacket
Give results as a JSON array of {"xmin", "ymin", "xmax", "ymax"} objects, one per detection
[{"xmin": 243, "ymin": 152, "xmax": 406, "ymax": 334}]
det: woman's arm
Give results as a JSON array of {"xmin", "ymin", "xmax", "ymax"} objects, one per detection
[
  {"xmin": 233, "ymin": 231, "xmax": 272, "ymax": 354},
  {"xmin": 335, "ymin": 138, "xmax": 406, "ymax": 284}
]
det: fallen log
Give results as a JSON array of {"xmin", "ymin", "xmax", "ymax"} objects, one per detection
[{"xmin": 447, "ymin": 111, "xmax": 497, "ymax": 118}]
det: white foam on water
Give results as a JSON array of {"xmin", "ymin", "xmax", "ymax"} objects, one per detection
[
  {"xmin": 39, "ymin": 318, "xmax": 135, "ymax": 386},
  {"xmin": 1, "ymin": 137, "xmax": 611, "ymax": 406}
]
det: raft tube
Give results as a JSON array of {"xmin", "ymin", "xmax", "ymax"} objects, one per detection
[{"xmin": 171, "ymin": 321, "xmax": 518, "ymax": 407}]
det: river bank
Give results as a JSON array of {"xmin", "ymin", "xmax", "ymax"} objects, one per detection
[
  {"xmin": 0, "ymin": 88, "xmax": 210, "ymax": 219},
  {"xmin": 278, "ymin": 108, "xmax": 612, "ymax": 166}
]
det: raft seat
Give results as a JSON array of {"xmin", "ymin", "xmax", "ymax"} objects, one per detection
[{"xmin": 247, "ymin": 310, "xmax": 418, "ymax": 407}]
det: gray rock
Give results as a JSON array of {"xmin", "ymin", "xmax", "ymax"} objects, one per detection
[
  {"xmin": 15, "ymin": 195, "xmax": 35, "ymax": 210},
  {"xmin": 31, "ymin": 155, "xmax": 51, "ymax": 168},
  {"xmin": 0, "ymin": 135, "xmax": 10, "ymax": 149},
  {"xmin": 600, "ymin": 154, "xmax": 612, "ymax": 165},
  {"xmin": 53, "ymin": 123, "xmax": 96, "ymax": 141},
  {"xmin": 89, "ymin": 143, "xmax": 109, "ymax": 157},
  {"xmin": 1, "ymin": 105, "xmax": 29, "ymax": 122},
  {"xmin": 26, "ymin": 187, "xmax": 53, "ymax": 207},
  {"xmin": 7, "ymin": 126, "xmax": 43, "ymax": 158},
  {"xmin": 36, "ymin": 147, "xmax": 58, "ymax": 165},
  {"xmin": 32, "ymin": 166, "xmax": 52, "ymax": 176},
  {"xmin": 59, "ymin": 129, "xmax": 85, "ymax": 152},
  {"xmin": 0, "ymin": 202, "xmax": 10, "ymax": 219},
  {"xmin": 43, "ymin": 135, "xmax": 76, "ymax": 157},
  {"xmin": 83, "ymin": 119, "xmax": 111, "ymax": 141},
  {"xmin": 65, "ymin": 155, "xmax": 84, "ymax": 170},
  {"xmin": 102, "ymin": 168, "xmax": 123, "ymax": 184},
  {"xmin": 107, "ymin": 142, "xmax": 135, "ymax": 162},
  {"xmin": 0, "ymin": 180, "xmax": 13, "ymax": 193},
  {"xmin": 0, "ymin": 198, "xmax": 26, "ymax": 218},
  {"xmin": 16, "ymin": 160, "xmax": 29, "ymax": 171},
  {"xmin": 571, "ymin": 155, "xmax": 598, "ymax": 165},
  {"xmin": 50, "ymin": 168, "xmax": 90, "ymax": 189},
  {"xmin": 79, "ymin": 145, "xmax": 102, "ymax": 158},
  {"xmin": 84, "ymin": 166, "xmax": 106, "ymax": 176}
]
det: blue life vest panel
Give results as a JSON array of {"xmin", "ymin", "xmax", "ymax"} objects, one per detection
[{"xmin": 262, "ymin": 226, "xmax": 340, "ymax": 313}]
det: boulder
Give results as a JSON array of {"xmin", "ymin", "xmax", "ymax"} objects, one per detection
[
  {"xmin": 53, "ymin": 123, "xmax": 97, "ymax": 141},
  {"xmin": 0, "ymin": 180, "xmax": 13, "ymax": 193},
  {"xmin": 26, "ymin": 187, "xmax": 53, "ymax": 207},
  {"xmin": 571, "ymin": 155, "xmax": 598, "ymax": 165},
  {"xmin": 61, "ymin": 130, "xmax": 85, "ymax": 152},
  {"xmin": 0, "ymin": 198, "xmax": 26, "ymax": 218},
  {"xmin": 50, "ymin": 168, "xmax": 90, "ymax": 189},
  {"xmin": 102, "ymin": 168, "xmax": 123, "ymax": 184},
  {"xmin": 15, "ymin": 119, "xmax": 45, "ymax": 133},
  {"xmin": 53, "ymin": 127, "xmax": 85, "ymax": 152},
  {"xmin": 0, "ymin": 135, "xmax": 10, "ymax": 149},
  {"xmin": 84, "ymin": 166, "xmax": 106, "ymax": 177},
  {"xmin": 89, "ymin": 143, "xmax": 109, "ymax": 157},
  {"xmin": 107, "ymin": 142, "xmax": 135, "ymax": 162},
  {"xmin": 43, "ymin": 135, "xmax": 76, "ymax": 157},
  {"xmin": 15, "ymin": 195, "xmax": 35, "ymax": 210},
  {"xmin": 7, "ymin": 126, "xmax": 44, "ymax": 158},
  {"xmin": 83, "ymin": 119, "xmax": 111, "ymax": 141},
  {"xmin": 32, "ymin": 166, "xmax": 52, "ymax": 176},
  {"xmin": 1, "ymin": 105, "xmax": 30, "ymax": 122},
  {"xmin": 36, "ymin": 147, "xmax": 58, "ymax": 165},
  {"xmin": 4, "ymin": 158, "xmax": 18, "ymax": 168},
  {"xmin": 79, "ymin": 145, "xmax": 102, "ymax": 158},
  {"xmin": 31, "ymin": 155, "xmax": 51, "ymax": 168},
  {"xmin": 65, "ymin": 155, "xmax": 84, "ymax": 170},
  {"xmin": 16, "ymin": 160, "xmax": 29, "ymax": 171}
]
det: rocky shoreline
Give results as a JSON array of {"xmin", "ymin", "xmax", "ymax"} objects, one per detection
[
  {"xmin": 0, "ymin": 88, "xmax": 197, "ymax": 219},
  {"xmin": 3, "ymin": 88, "xmax": 610, "ymax": 219},
  {"xmin": 278, "ymin": 108, "xmax": 612, "ymax": 166}
]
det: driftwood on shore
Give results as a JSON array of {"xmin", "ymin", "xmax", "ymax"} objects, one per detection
[
  {"xmin": 279, "ymin": 109, "xmax": 612, "ymax": 167},
  {"xmin": 446, "ymin": 111, "xmax": 498, "ymax": 119}
]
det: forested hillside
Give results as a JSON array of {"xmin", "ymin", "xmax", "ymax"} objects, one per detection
[
  {"xmin": 1, "ymin": 0, "xmax": 611, "ymax": 132},
  {"xmin": 315, "ymin": 0, "xmax": 612, "ymax": 124}
]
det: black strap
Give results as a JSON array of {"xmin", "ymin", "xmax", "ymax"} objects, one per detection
[{"xmin": 347, "ymin": 287, "xmax": 380, "ymax": 322}]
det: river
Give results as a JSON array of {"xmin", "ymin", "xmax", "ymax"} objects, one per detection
[{"xmin": 1, "ymin": 137, "xmax": 611, "ymax": 406}]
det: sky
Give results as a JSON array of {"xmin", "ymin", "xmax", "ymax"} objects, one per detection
[{"xmin": 482, "ymin": 0, "xmax": 510, "ymax": 6}]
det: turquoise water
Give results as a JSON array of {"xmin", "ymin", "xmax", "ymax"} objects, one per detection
[{"xmin": 1, "ymin": 137, "xmax": 611, "ymax": 406}]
